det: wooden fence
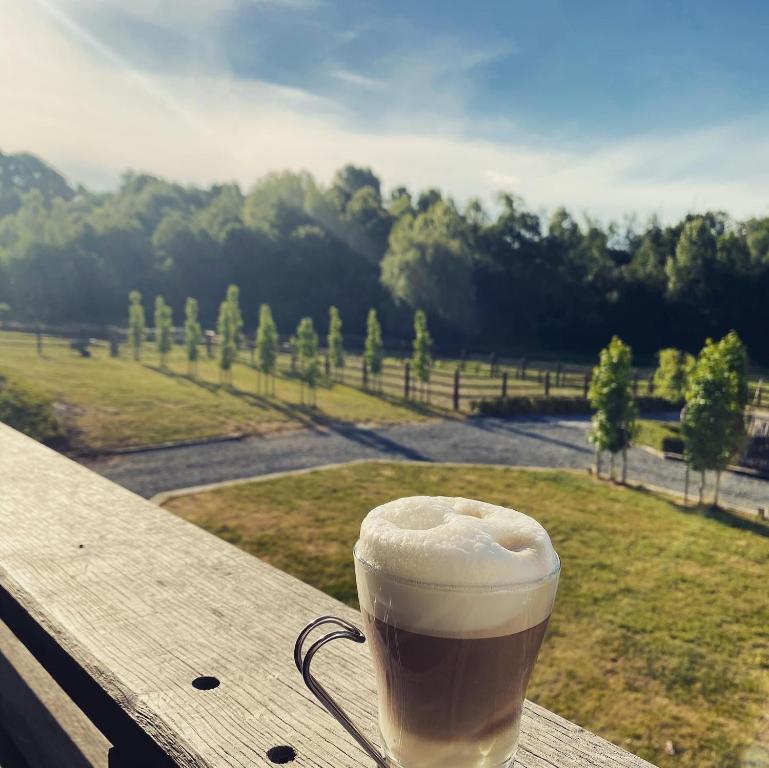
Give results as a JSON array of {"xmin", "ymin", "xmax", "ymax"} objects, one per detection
[
  {"xmin": 5, "ymin": 328, "xmax": 769, "ymax": 413},
  {"xmin": 336, "ymin": 355, "xmax": 602, "ymax": 410}
]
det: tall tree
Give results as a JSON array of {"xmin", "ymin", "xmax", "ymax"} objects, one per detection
[
  {"xmin": 216, "ymin": 287, "xmax": 239, "ymax": 384},
  {"xmin": 363, "ymin": 308, "xmax": 383, "ymax": 390},
  {"xmin": 154, "ymin": 296, "xmax": 173, "ymax": 368},
  {"xmin": 128, "ymin": 290, "xmax": 145, "ymax": 361},
  {"xmin": 412, "ymin": 309, "xmax": 432, "ymax": 400},
  {"xmin": 588, "ymin": 336, "xmax": 638, "ymax": 483},
  {"xmin": 327, "ymin": 306, "xmax": 344, "ymax": 381},
  {"xmin": 255, "ymin": 303, "xmax": 279, "ymax": 394},
  {"xmin": 682, "ymin": 336, "xmax": 745, "ymax": 505},
  {"xmin": 719, "ymin": 330, "xmax": 749, "ymax": 408},
  {"xmin": 295, "ymin": 317, "xmax": 319, "ymax": 406},
  {"xmin": 184, "ymin": 297, "xmax": 202, "ymax": 377},
  {"xmin": 666, "ymin": 217, "xmax": 717, "ymax": 300},
  {"xmin": 653, "ymin": 348, "xmax": 695, "ymax": 401},
  {"xmin": 625, "ymin": 218, "xmax": 670, "ymax": 289},
  {"xmin": 381, "ymin": 200, "xmax": 478, "ymax": 332},
  {"xmin": 226, "ymin": 284, "xmax": 244, "ymax": 348}
]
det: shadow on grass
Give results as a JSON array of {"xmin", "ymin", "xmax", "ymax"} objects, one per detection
[
  {"xmin": 146, "ymin": 363, "xmax": 458, "ymax": 435},
  {"xmin": 698, "ymin": 504, "xmax": 769, "ymax": 538},
  {"xmin": 374, "ymin": 390, "xmax": 459, "ymax": 420},
  {"xmin": 625, "ymin": 481, "xmax": 769, "ymax": 538},
  {"xmin": 145, "ymin": 365, "xmax": 221, "ymax": 393},
  {"xmin": 145, "ymin": 364, "xmax": 323, "ymax": 430}
]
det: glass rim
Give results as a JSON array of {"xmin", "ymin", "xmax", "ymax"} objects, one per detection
[{"xmin": 353, "ymin": 541, "xmax": 561, "ymax": 593}]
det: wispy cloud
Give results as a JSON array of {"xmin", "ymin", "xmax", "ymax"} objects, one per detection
[
  {"xmin": 330, "ymin": 68, "xmax": 386, "ymax": 92},
  {"xmin": 2, "ymin": 0, "xmax": 768, "ymax": 222},
  {"xmin": 58, "ymin": 0, "xmax": 318, "ymax": 26}
]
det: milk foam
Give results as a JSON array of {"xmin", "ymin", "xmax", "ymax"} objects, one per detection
[
  {"xmin": 358, "ymin": 496, "xmax": 558, "ymax": 587},
  {"xmin": 355, "ymin": 496, "xmax": 559, "ymax": 637}
]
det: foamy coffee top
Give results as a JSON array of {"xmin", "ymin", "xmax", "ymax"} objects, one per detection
[
  {"xmin": 357, "ymin": 496, "xmax": 558, "ymax": 587},
  {"xmin": 355, "ymin": 496, "xmax": 558, "ymax": 638},
  {"xmin": 355, "ymin": 497, "xmax": 559, "ymax": 637}
]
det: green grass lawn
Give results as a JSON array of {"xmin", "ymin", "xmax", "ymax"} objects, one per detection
[
  {"xmin": 636, "ymin": 419, "xmax": 684, "ymax": 454},
  {"xmin": 164, "ymin": 462, "xmax": 769, "ymax": 768},
  {"xmin": 0, "ymin": 333, "xmax": 446, "ymax": 451}
]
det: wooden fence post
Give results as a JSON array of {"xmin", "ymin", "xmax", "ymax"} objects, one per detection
[
  {"xmin": 502, "ymin": 371, "xmax": 508, "ymax": 398},
  {"xmin": 453, "ymin": 368, "xmax": 460, "ymax": 411},
  {"xmin": 520, "ymin": 357, "xmax": 527, "ymax": 380},
  {"xmin": 324, "ymin": 354, "xmax": 330, "ymax": 377},
  {"xmin": 404, "ymin": 361, "xmax": 410, "ymax": 399},
  {"xmin": 362, "ymin": 360, "xmax": 368, "ymax": 389},
  {"xmin": 544, "ymin": 371, "xmax": 551, "ymax": 397},
  {"xmin": 583, "ymin": 372, "xmax": 590, "ymax": 399},
  {"xmin": 647, "ymin": 376, "xmax": 654, "ymax": 395}
]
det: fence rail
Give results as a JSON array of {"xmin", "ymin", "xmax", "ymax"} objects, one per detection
[
  {"xmin": 4, "ymin": 328, "xmax": 768, "ymax": 412},
  {"xmin": 0, "ymin": 424, "xmax": 654, "ymax": 767},
  {"xmin": 337, "ymin": 357, "xmax": 611, "ymax": 410}
]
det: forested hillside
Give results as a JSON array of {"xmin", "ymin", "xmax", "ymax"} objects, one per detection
[{"xmin": 1, "ymin": 150, "xmax": 768, "ymax": 359}]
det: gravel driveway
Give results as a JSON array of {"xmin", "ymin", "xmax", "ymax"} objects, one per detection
[{"xmin": 84, "ymin": 416, "xmax": 769, "ymax": 512}]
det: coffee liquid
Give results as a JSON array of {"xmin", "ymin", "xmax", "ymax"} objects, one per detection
[{"xmin": 362, "ymin": 609, "xmax": 548, "ymax": 750}]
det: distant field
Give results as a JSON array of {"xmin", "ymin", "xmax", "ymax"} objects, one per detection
[
  {"xmin": 0, "ymin": 332, "xmax": 445, "ymax": 451},
  {"xmin": 164, "ymin": 462, "xmax": 769, "ymax": 768},
  {"xmin": 1, "ymin": 330, "xmax": 764, "ymax": 453},
  {"xmin": 0, "ymin": 331, "xmax": 608, "ymax": 452}
]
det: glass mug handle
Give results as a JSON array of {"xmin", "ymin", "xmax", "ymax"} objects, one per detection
[{"xmin": 294, "ymin": 616, "xmax": 389, "ymax": 768}]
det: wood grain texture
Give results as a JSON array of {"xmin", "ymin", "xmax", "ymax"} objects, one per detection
[{"xmin": 0, "ymin": 424, "xmax": 656, "ymax": 767}]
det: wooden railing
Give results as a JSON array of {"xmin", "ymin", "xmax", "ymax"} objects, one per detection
[{"xmin": 0, "ymin": 424, "xmax": 655, "ymax": 767}]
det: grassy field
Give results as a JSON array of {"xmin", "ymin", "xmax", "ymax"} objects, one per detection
[
  {"xmin": 0, "ymin": 333, "xmax": 445, "ymax": 451},
  {"xmin": 164, "ymin": 462, "xmax": 769, "ymax": 768},
  {"xmin": 636, "ymin": 419, "xmax": 683, "ymax": 453}
]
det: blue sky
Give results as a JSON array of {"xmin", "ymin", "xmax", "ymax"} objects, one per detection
[{"xmin": 3, "ymin": 0, "xmax": 769, "ymax": 220}]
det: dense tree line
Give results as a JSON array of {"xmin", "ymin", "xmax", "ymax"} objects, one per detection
[{"xmin": 2, "ymin": 150, "xmax": 769, "ymax": 361}]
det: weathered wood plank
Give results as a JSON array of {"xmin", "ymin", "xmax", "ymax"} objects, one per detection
[
  {"xmin": 0, "ymin": 619, "xmax": 109, "ymax": 767},
  {"xmin": 0, "ymin": 424, "xmax": 656, "ymax": 767}
]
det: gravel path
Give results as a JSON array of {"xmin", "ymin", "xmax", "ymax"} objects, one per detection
[{"xmin": 84, "ymin": 416, "xmax": 769, "ymax": 511}]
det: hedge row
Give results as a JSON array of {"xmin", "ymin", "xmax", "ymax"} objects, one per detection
[
  {"xmin": 470, "ymin": 395, "xmax": 683, "ymax": 418},
  {"xmin": 661, "ymin": 435, "xmax": 685, "ymax": 454},
  {"xmin": 0, "ymin": 375, "xmax": 62, "ymax": 444}
]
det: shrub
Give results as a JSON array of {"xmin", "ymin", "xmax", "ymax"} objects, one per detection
[
  {"xmin": 0, "ymin": 375, "xmax": 61, "ymax": 443},
  {"xmin": 653, "ymin": 348, "xmax": 695, "ymax": 401},
  {"xmin": 471, "ymin": 395, "xmax": 680, "ymax": 418},
  {"xmin": 662, "ymin": 434, "xmax": 685, "ymax": 454}
]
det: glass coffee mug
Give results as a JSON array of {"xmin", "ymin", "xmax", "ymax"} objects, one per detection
[{"xmin": 295, "ymin": 544, "xmax": 560, "ymax": 768}]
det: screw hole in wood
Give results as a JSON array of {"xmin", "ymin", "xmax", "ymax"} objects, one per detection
[
  {"xmin": 266, "ymin": 746, "xmax": 297, "ymax": 764},
  {"xmin": 191, "ymin": 676, "xmax": 220, "ymax": 690}
]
